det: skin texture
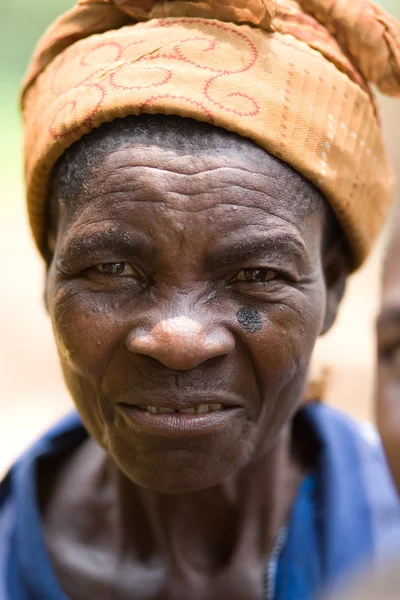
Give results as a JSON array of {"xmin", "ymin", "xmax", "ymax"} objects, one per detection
[
  {"xmin": 41, "ymin": 119, "xmax": 349, "ymax": 599},
  {"xmin": 377, "ymin": 210, "xmax": 400, "ymax": 496},
  {"xmin": 236, "ymin": 306, "xmax": 263, "ymax": 332}
]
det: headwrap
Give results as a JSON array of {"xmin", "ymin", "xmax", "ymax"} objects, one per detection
[{"xmin": 22, "ymin": 0, "xmax": 400, "ymax": 268}]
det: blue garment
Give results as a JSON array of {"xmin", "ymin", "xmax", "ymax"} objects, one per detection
[{"xmin": 1, "ymin": 403, "xmax": 400, "ymax": 600}]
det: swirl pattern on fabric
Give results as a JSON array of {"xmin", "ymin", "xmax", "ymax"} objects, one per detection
[{"xmin": 22, "ymin": 0, "xmax": 400, "ymax": 267}]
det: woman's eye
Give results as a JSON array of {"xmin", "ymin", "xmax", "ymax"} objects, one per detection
[
  {"xmin": 235, "ymin": 268, "xmax": 278, "ymax": 283},
  {"xmin": 383, "ymin": 344, "xmax": 400, "ymax": 368},
  {"xmin": 93, "ymin": 262, "xmax": 137, "ymax": 276},
  {"xmin": 392, "ymin": 347, "xmax": 400, "ymax": 367}
]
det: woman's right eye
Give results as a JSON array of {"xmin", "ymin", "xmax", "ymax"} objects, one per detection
[
  {"xmin": 92, "ymin": 262, "xmax": 137, "ymax": 277},
  {"xmin": 385, "ymin": 345, "xmax": 400, "ymax": 368},
  {"xmin": 233, "ymin": 268, "xmax": 279, "ymax": 283},
  {"xmin": 378, "ymin": 336, "xmax": 400, "ymax": 370}
]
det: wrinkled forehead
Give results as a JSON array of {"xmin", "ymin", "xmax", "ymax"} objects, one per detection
[{"xmin": 48, "ymin": 116, "xmax": 325, "ymax": 229}]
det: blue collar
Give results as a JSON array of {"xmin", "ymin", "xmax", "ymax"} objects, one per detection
[{"xmin": 2, "ymin": 405, "xmax": 400, "ymax": 600}]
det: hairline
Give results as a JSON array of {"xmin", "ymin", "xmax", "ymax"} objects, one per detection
[{"xmin": 46, "ymin": 114, "xmax": 340, "ymax": 256}]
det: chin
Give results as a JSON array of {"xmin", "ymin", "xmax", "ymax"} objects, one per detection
[
  {"xmin": 108, "ymin": 437, "xmax": 251, "ymax": 494},
  {"xmin": 103, "ymin": 405, "xmax": 259, "ymax": 492}
]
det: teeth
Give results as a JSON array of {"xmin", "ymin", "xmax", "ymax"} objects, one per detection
[
  {"xmin": 210, "ymin": 404, "xmax": 223, "ymax": 412},
  {"xmin": 144, "ymin": 404, "xmax": 225, "ymax": 414}
]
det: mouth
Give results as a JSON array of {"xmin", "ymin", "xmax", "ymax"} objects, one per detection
[
  {"xmin": 116, "ymin": 401, "xmax": 241, "ymax": 437},
  {"xmin": 129, "ymin": 403, "xmax": 224, "ymax": 415}
]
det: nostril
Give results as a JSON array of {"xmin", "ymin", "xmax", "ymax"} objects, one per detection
[
  {"xmin": 133, "ymin": 354, "xmax": 173, "ymax": 371},
  {"xmin": 133, "ymin": 353, "xmax": 228, "ymax": 376},
  {"xmin": 125, "ymin": 317, "xmax": 235, "ymax": 371}
]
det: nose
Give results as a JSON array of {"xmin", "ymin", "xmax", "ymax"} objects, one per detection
[{"xmin": 126, "ymin": 316, "xmax": 235, "ymax": 371}]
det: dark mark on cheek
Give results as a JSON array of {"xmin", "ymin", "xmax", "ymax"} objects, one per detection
[{"xmin": 236, "ymin": 306, "xmax": 262, "ymax": 333}]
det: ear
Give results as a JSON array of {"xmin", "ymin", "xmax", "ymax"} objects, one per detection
[
  {"xmin": 43, "ymin": 239, "xmax": 55, "ymax": 315},
  {"xmin": 43, "ymin": 268, "xmax": 51, "ymax": 314},
  {"xmin": 320, "ymin": 240, "xmax": 350, "ymax": 335}
]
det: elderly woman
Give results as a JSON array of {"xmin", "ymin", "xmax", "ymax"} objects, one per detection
[{"xmin": 1, "ymin": 1, "xmax": 400, "ymax": 599}]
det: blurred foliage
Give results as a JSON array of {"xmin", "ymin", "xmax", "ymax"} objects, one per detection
[
  {"xmin": 0, "ymin": 1, "xmax": 73, "ymax": 83},
  {"xmin": 0, "ymin": 1, "xmax": 73, "ymax": 200},
  {"xmin": 382, "ymin": 0, "xmax": 400, "ymax": 15}
]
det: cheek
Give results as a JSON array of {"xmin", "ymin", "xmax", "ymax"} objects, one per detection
[
  {"xmin": 376, "ymin": 365, "xmax": 400, "ymax": 490},
  {"xmin": 50, "ymin": 286, "xmax": 124, "ymax": 377},
  {"xmin": 49, "ymin": 282, "xmax": 135, "ymax": 447},
  {"xmin": 377, "ymin": 366, "xmax": 400, "ymax": 430},
  {"xmin": 251, "ymin": 291, "xmax": 325, "ymax": 380},
  {"xmin": 244, "ymin": 291, "xmax": 325, "ymax": 437}
]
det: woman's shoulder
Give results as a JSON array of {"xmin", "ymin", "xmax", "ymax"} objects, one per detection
[
  {"xmin": 0, "ymin": 412, "xmax": 86, "ymax": 599},
  {"xmin": 302, "ymin": 401, "xmax": 388, "ymax": 459},
  {"xmin": 1, "ymin": 411, "xmax": 86, "ymax": 493},
  {"xmin": 302, "ymin": 402, "xmax": 400, "ymax": 560}
]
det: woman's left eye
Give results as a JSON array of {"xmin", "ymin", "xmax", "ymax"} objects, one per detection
[
  {"xmin": 391, "ymin": 346, "xmax": 400, "ymax": 368},
  {"xmin": 234, "ymin": 268, "xmax": 278, "ymax": 283},
  {"xmin": 381, "ymin": 343, "xmax": 400, "ymax": 370},
  {"xmin": 93, "ymin": 262, "xmax": 137, "ymax": 276}
]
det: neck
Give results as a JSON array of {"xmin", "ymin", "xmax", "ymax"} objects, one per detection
[{"xmin": 41, "ymin": 419, "xmax": 309, "ymax": 598}]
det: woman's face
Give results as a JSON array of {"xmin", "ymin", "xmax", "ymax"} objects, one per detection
[
  {"xmin": 45, "ymin": 134, "xmax": 340, "ymax": 493},
  {"xmin": 377, "ymin": 228, "xmax": 400, "ymax": 495}
]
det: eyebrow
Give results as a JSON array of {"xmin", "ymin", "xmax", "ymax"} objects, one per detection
[
  {"xmin": 58, "ymin": 229, "xmax": 155, "ymax": 265},
  {"xmin": 205, "ymin": 234, "xmax": 309, "ymax": 270}
]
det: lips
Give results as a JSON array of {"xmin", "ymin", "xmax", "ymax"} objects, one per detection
[
  {"xmin": 122, "ymin": 403, "xmax": 224, "ymax": 415},
  {"xmin": 117, "ymin": 391, "xmax": 241, "ymax": 413},
  {"xmin": 138, "ymin": 404, "xmax": 225, "ymax": 415},
  {"xmin": 116, "ymin": 398, "xmax": 242, "ymax": 437}
]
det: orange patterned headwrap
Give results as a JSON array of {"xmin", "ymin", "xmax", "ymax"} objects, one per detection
[{"xmin": 22, "ymin": 0, "xmax": 400, "ymax": 267}]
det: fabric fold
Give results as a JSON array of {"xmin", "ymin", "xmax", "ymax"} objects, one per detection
[
  {"xmin": 299, "ymin": 0, "xmax": 400, "ymax": 96},
  {"xmin": 21, "ymin": 0, "xmax": 400, "ymax": 267}
]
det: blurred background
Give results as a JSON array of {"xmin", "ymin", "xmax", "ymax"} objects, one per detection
[{"xmin": 0, "ymin": 1, "xmax": 399, "ymax": 477}]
